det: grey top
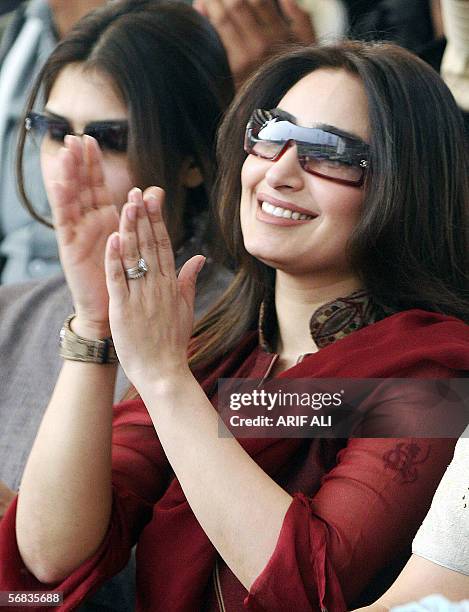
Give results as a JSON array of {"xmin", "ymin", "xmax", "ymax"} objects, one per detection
[
  {"xmin": 0, "ymin": 273, "xmax": 135, "ymax": 490},
  {"xmin": 412, "ymin": 425, "xmax": 469, "ymax": 576}
]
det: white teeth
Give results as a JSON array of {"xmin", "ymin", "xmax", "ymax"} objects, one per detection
[{"xmin": 261, "ymin": 201, "xmax": 314, "ymax": 220}]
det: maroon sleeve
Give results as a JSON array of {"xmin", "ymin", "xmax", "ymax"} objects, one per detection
[
  {"xmin": 245, "ymin": 437, "xmax": 456, "ymax": 611},
  {"xmin": 0, "ymin": 399, "xmax": 170, "ymax": 611}
]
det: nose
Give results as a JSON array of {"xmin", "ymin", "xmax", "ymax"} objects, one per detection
[{"xmin": 264, "ymin": 141, "xmax": 304, "ymax": 191}]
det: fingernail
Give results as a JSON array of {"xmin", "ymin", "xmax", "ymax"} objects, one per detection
[
  {"xmin": 129, "ymin": 187, "xmax": 142, "ymax": 202},
  {"xmin": 197, "ymin": 256, "xmax": 206, "ymax": 273},
  {"xmin": 126, "ymin": 204, "xmax": 137, "ymax": 220},
  {"xmin": 146, "ymin": 194, "xmax": 159, "ymax": 213}
]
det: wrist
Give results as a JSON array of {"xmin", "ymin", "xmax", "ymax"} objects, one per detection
[
  {"xmin": 71, "ymin": 316, "xmax": 111, "ymax": 339},
  {"xmin": 59, "ymin": 315, "xmax": 117, "ymax": 365},
  {"xmin": 139, "ymin": 367, "xmax": 194, "ymax": 402}
]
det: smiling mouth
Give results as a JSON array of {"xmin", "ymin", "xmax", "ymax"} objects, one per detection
[{"xmin": 260, "ymin": 201, "xmax": 317, "ymax": 221}]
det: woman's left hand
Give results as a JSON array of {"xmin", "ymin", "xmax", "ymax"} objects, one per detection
[{"xmin": 104, "ymin": 186, "xmax": 205, "ymax": 388}]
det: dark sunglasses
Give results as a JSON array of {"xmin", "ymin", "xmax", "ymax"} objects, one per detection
[
  {"xmin": 244, "ymin": 108, "xmax": 370, "ymax": 186},
  {"xmin": 25, "ymin": 111, "xmax": 128, "ymax": 153}
]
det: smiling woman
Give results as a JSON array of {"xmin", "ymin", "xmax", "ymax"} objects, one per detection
[
  {"xmin": 0, "ymin": 41, "xmax": 468, "ymax": 612},
  {"xmin": 240, "ymin": 69, "xmax": 368, "ymax": 291}
]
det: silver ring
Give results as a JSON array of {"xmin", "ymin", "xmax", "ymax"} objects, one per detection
[{"xmin": 125, "ymin": 257, "xmax": 149, "ymax": 280}]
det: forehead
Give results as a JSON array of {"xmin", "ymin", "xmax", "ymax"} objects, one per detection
[
  {"xmin": 46, "ymin": 63, "xmax": 127, "ymax": 126},
  {"xmin": 277, "ymin": 68, "xmax": 370, "ymax": 142}
]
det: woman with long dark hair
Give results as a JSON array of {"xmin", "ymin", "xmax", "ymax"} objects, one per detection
[
  {"xmin": 0, "ymin": 42, "xmax": 468, "ymax": 610},
  {"xmin": 0, "ymin": 0, "xmax": 233, "ymax": 487},
  {"xmin": 0, "ymin": 0, "xmax": 233, "ymax": 609}
]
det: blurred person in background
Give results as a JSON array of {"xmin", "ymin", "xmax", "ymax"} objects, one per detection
[
  {"xmin": 0, "ymin": 0, "xmax": 107, "ymax": 285},
  {"xmin": 0, "ymin": 0, "xmax": 22, "ymax": 38}
]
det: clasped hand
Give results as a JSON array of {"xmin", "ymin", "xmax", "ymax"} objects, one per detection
[
  {"xmin": 104, "ymin": 188, "xmax": 204, "ymax": 387},
  {"xmin": 49, "ymin": 135, "xmax": 203, "ymax": 390}
]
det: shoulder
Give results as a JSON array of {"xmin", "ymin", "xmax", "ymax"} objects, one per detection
[
  {"xmin": 378, "ymin": 308, "xmax": 469, "ymax": 359},
  {"xmin": 0, "ymin": 273, "xmax": 69, "ymax": 308},
  {"xmin": 367, "ymin": 309, "xmax": 469, "ymax": 375},
  {"xmin": 453, "ymin": 425, "xmax": 469, "ymax": 462},
  {"xmin": 360, "ymin": 308, "xmax": 469, "ymax": 348},
  {"xmin": 377, "ymin": 307, "xmax": 469, "ymax": 332},
  {"xmin": 292, "ymin": 309, "xmax": 469, "ymax": 378}
]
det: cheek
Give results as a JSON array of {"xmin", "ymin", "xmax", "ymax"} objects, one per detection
[
  {"xmin": 240, "ymin": 154, "xmax": 269, "ymax": 194},
  {"xmin": 40, "ymin": 150, "xmax": 134, "ymax": 211},
  {"xmin": 240, "ymin": 155, "xmax": 256, "ymax": 188},
  {"xmin": 240, "ymin": 155, "xmax": 269, "ymax": 223},
  {"xmin": 315, "ymin": 182, "xmax": 364, "ymax": 229},
  {"xmin": 40, "ymin": 150, "xmax": 61, "ymax": 201}
]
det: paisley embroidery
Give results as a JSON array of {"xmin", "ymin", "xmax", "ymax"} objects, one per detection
[
  {"xmin": 383, "ymin": 442, "xmax": 431, "ymax": 483},
  {"xmin": 259, "ymin": 290, "xmax": 388, "ymax": 352},
  {"xmin": 309, "ymin": 290, "xmax": 385, "ymax": 349}
]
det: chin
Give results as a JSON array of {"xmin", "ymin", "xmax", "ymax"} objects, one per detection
[{"xmin": 244, "ymin": 244, "xmax": 290, "ymax": 271}]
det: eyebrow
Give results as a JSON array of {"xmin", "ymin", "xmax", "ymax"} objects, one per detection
[
  {"xmin": 42, "ymin": 108, "xmax": 128, "ymax": 126},
  {"xmin": 43, "ymin": 109, "xmax": 69, "ymax": 122},
  {"xmin": 274, "ymin": 107, "xmax": 367, "ymax": 143}
]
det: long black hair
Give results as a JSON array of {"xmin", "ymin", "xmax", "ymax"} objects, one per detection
[{"xmin": 189, "ymin": 41, "xmax": 469, "ymax": 369}]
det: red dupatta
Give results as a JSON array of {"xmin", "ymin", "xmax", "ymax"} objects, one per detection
[
  {"xmin": 135, "ymin": 309, "xmax": 469, "ymax": 611},
  {"xmin": 0, "ymin": 309, "xmax": 468, "ymax": 611}
]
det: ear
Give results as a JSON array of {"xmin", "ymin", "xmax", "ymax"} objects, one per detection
[{"xmin": 180, "ymin": 157, "xmax": 203, "ymax": 189}]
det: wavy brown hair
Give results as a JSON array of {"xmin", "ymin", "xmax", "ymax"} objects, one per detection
[{"xmin": 188, "ymin": 41, "xmax": 469, "ymax": 371}]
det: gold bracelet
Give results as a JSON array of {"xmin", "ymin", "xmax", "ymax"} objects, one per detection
[{"xmin": 59, "ymin": 314, "xmax": 118, "ymax": 364}]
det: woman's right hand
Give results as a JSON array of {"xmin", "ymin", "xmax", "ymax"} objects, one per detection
[{"xmin": 50, "ymin": 135, "xmax": 119, "ymax": 336}]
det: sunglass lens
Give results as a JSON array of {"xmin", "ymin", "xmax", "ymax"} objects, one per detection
[
  {"xmin": 251, "ymin": 139, "xmax": 285, "ymax": 160},
  {"xmin": 47, "ymin": 121, "xmax": 69, "ymax": 143},
  {"xmin": 25, "ymin": 114, "xmax": 69, "ymax": 151},
  {"xmin": 87, "ymin": 125, "xmax": 127, "ymax": 152},
  {"xmin": 301, "ymin": 157, "xmax": 363, "ymax": 184}
]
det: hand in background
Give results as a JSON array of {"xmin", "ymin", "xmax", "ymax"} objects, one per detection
[
  {"xmin": 49, "ymin": 135, "xmax": 119, "ymax": 335},
  {"xmin": 194, "ymin": 0, "xmax": 315, "ymax": 85},
  {"xmin": 0, "ymin": 480, "xmax": 15, "ymax": 520}
]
